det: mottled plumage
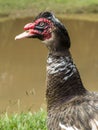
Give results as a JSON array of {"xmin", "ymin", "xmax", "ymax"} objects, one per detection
[
  {"xmin": 15, "ymin": 11, "xmax": 98, "ymax": 130},
  {"xmin": 46, "ymin": 51, "xmax": 98, "ymax": 130}
]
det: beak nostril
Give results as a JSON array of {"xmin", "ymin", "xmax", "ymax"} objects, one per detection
[{"xmin": 24, "ymin": 23, "xmax": 35, "ymax": 30}]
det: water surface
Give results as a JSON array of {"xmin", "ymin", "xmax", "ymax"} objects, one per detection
[{"xmin": 0, "ymin": 17, "xmax": 98, "ymax": 113}]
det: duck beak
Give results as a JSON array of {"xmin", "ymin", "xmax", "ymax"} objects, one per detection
[
  {"xmin": 15, "ymin": 31, "xmax": 32, "ymax": 40},
  {"xmin": 15, "ymin": 23, "xmax": 40, "ymax": 40}
]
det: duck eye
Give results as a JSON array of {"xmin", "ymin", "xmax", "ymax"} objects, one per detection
[{"xmin": 39, "ymin": 22, "xmax": 45, "ymax": 27}]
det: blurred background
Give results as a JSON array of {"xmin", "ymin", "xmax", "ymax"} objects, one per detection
[{"xmin": 0, "ymin": 0, "xmax": 98, "ymax": 114}]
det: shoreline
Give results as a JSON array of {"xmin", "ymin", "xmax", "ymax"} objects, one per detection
[{"xmin": 0, "ymin": 13, "xmax": 98, "ymax": 23}]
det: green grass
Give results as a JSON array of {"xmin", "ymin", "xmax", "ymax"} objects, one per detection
[
  {"xmin": 0, "ymin": 109, "xmax": 47, "ymax": 130},
  {"xmin": 0, "ymin": 0, "xmax": 98, "ymax": 18}
]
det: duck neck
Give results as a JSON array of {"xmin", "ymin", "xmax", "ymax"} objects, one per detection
[{"xmin": 46, "ymin": 49, "xmax": 87, "ymax": 110}]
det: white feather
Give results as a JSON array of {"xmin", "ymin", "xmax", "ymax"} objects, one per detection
[
  {"xmin": 94, "ymin": 119, "xmax": 98, "ymax": 126},
  {"xmin": 47, "ymin": 57, "xmax": 66, "ymax": 74},
  {"xmin": 59, "ymin": 122, "xmax": 79, "ymax": 130},
  {"xmin": 90, "ymin": 119, "xmax": 98, "ymax": 130}
]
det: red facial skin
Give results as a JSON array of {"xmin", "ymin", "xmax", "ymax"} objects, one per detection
[
  {"xmin": 24, "ymin": 18, "xmax": 54, "ymax": 40},
  {"xmin": 15, "ymin": 18, "xmax": 54, "ymax": 40}
]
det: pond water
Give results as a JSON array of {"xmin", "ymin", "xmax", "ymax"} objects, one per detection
[{"xmin": 0, "ymin": 16, "xmax": 98, "ymax": 113}]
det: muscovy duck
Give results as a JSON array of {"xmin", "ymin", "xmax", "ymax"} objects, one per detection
[{"xmin": 15, "ymin": 12, "xmax": 98, "ymax": 130}]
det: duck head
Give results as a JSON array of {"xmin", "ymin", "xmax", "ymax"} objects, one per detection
[{"xmin": 15, "ymin": 12, "xmax": 71, "ymax": 51}]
